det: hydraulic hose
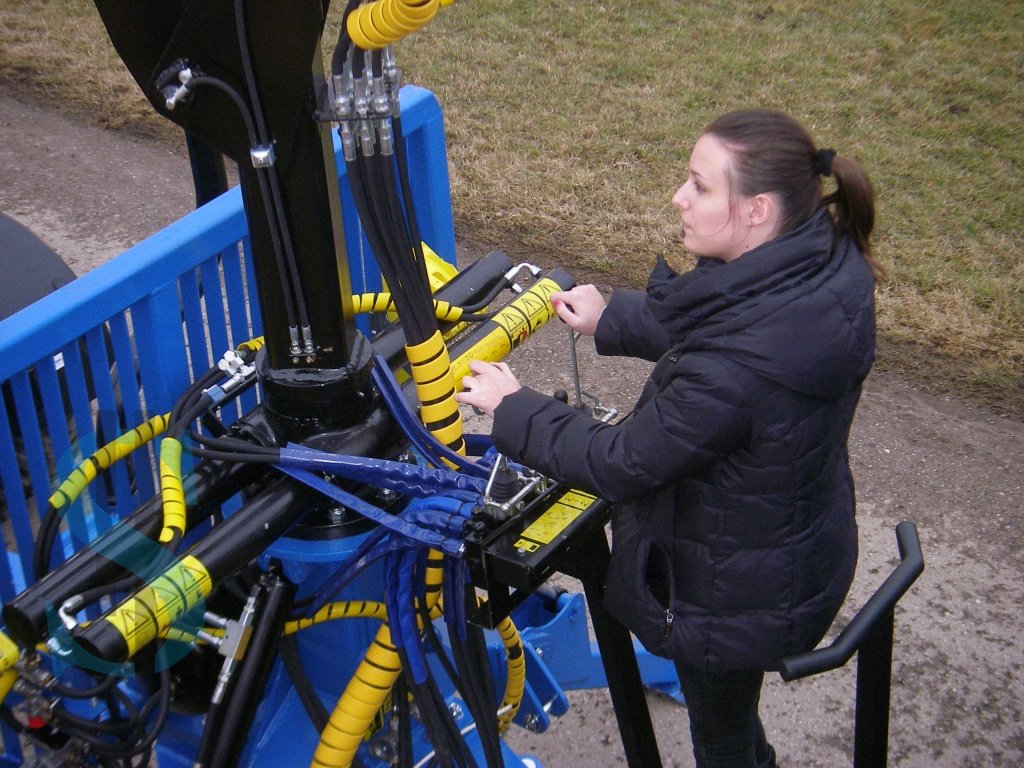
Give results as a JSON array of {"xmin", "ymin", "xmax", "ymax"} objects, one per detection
[
  {"xmin": 283, "ymin": 600, "xmax": 388, "ymax": 636},
  {"xmin": 158, "ymin": 437, "xmax": 188, "ymax": 545},
  {"xmin": 200, "ymin": 575, "xmax": 295, "ymax": 768},
  {"xmin": 371, "ymin": 359, "xmax": 484, "ymax": 477},
  {"xmin": 277, "ymin": 445, "xmax": 487, "ymax": 496}
]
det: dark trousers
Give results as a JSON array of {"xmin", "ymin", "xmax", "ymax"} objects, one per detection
[{"xmin": 674, "ymin": 662, "xmax": 779, "ymax": 768}]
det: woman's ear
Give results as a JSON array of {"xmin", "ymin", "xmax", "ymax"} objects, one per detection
[{"xmin": 748, "ymin": 193, "xmax": 777, "ymax": 228}]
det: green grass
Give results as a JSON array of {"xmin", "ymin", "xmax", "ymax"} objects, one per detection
[{"xmin": 2, "ymin": 0, "xmax": 1021, "ymax": 414}]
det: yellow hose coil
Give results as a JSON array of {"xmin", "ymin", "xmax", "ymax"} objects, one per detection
[
  {"xmin": 283, "ymin": 601, "xmax": 389, "ymax": 636},
  {"xmin": 493, "ymin": 613, "xmax": 526, "ymax": 732},
  {"xmin": 311, "ymin": 551, "xmax": 444, "ymax": 768},
  {"xmin": 350, "ymin": 293, "xmax": 463, "ymax": 323},
  {"xmin": 347, "ymin": 0, "xmax": 442, "ymax": 49},
  {"xmin": 405, "ymin": 330, "xmax": 465, "ymax": 460},
  {"xmin": 158, "ymin": 437, "xmax": 187, "ymax": 544},
  {"xmin": 48, "ymin": 413, "xmax": 169, "ymax": 512},
  {"xmin": 236, "ymin": 336, "xmax": 266, "ymax": 354}
]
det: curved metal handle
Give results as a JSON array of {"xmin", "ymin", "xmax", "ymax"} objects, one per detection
[{"xmin": 779, "ymin": 521, "xmax": 924, "ymax": 681}]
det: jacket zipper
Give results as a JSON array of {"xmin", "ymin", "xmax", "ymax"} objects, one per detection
[{"xmin": 663, "ymin": 608, "xmax": 674, "ymax": 638}]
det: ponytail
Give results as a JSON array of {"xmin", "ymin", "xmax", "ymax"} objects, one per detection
[{"xmin": 825, "ymin": 154, "xmax": 886, "ymax": 283}]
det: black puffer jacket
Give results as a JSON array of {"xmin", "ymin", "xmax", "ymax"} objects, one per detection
[{"xmin": 491, "ymin": 208, "xmax": 876, "ymax": 671}]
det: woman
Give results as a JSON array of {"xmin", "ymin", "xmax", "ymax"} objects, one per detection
[{"xmin": 456, "ymin": 109, "xmax": 881, "ymax": 767}]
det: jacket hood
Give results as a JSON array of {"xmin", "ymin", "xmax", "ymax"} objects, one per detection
[{"xmin": 647, "ymin": 208, "xmax": 876, "ymax": 399}]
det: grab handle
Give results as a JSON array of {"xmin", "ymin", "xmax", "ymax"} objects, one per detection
[{"xmin": 780, "ymin": 521, "xmax": 924, "ymax": 682}]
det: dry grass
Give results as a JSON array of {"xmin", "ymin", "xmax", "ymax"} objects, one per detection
[{"xmin": 1, "ymin": 0, "xmax": 1021, "ymax": 413}]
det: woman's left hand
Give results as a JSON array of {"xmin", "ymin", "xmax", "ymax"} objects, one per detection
[{"xmin": 455, "ymin": 360, "xmax": 521, "ymax": 418}]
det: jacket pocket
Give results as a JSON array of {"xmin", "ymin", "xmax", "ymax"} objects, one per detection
[
  {"xmin": 644, "ymin": 540, "xmax": 676, "ymax": 639},
  {"xmin": 603, "ymin": 503, "xmax": 678, "ymax": 657}
]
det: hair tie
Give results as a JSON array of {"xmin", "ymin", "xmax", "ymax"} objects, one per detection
[{"xmin": 815, "ymin": 148, "xmax": 836, "ymax": 177}]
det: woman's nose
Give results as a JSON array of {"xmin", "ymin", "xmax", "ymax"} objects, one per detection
[{"xmin": 672, "ymin": 186, "xmax": 687, "ymax": 210}]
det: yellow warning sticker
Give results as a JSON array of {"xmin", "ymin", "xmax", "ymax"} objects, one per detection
[{"xmin": 514, "ymin": 490, "xmax": 596, "ymax": 551}]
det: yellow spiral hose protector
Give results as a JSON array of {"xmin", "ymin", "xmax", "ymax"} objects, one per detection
[
  {"xmin": 311, "ymin": 551, "xmax": 444, "ymax": 768},
  {"xmin": 350, "ymin": 293, "xmax": 463, "ymax": 324},
  {"xmin": 347, "ymin": 0, "xmax": 443, "ymax": 50},
  {"xmin": 405, "ymin": 330, "xmax": 466, "ymax": 461},
  {"xmin": 158, "ymin": 437, "xmax": 187, "ymax": 544},
  {"xmin": 48, "ymin": 413, "xmax": 169, "ymax": 512}
]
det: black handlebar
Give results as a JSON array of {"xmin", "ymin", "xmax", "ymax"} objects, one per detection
[{"xmin": 780, "ymin": 521, "xmax": 924, "ymax": 682}]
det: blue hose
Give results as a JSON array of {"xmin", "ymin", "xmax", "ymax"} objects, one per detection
[
  {"xmin": 371, "ymin": 357, "xmax": 488, "ymax": 478},
  {"xmin": 279, "ymin": 445, "xmax": 488, "ymax": 497},
  {"xmin": 276, "ymin": 465, "xmax": 464, "ymax": 556}
]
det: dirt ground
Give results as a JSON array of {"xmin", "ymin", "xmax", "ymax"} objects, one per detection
[{"xmin": 2, "ymin": 92, "xmax": 1023, "ymax": 767}]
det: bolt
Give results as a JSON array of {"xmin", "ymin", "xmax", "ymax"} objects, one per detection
[{"xmin": 448, "ymin": 700, "xmax": 464, "ymax": 720}]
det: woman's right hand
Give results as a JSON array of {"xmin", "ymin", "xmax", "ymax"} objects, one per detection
[{"xmin": 550, "ymin": 284, "xmax": 606, "ymax": 337}]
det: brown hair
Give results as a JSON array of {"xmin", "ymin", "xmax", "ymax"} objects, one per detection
[{"xmin": 703, "ymin": 109, "xmax": 885, "ymax": 283}]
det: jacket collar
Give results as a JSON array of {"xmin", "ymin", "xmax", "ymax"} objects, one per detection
[{"xmin": 646, "ymin": 207, "xmax": 837, "ymax": 339}]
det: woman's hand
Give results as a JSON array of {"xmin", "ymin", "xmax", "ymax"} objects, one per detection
[
  {"xmin": 550, "ymin": 284, "xmax": 606, "ymax": 337},
  {"xmin": 455, "ymin": 360, "xmax": 522, "ymax": 418}
]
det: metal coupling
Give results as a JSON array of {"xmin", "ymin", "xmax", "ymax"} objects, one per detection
[
  {"xmin": 301, "ymin": 325, "xmax": 315, "ymax": 356},
  {"xmin": 371, "ymin": 76, "xmax": 388, "ymax": 115},
  {"xmin": 339, "ymin": 122, "xmax": 357, "ymax": 162},
  {"xmin": 289, "ymin": 326, "xmax": 302, "ymax": 357},
  {"xmin": 164, "ymin": 67, "xmax": 195, "ymax": 110},
  {"xmin": 353, "ymin": 76, "xmax": 370, "ymax": 118},
  {"xmin": 250, "ymin": 144, "xmax": 275, "ymax": 168},
  {"xmin": 57, "ymin": 594, "xmax": 85, "ymax": 632},
  {"xmin": 210, "ymin": 590, "xmax": 259, "ymax": 705},
  {"xmin": 331, "ymin": 73, "xmax": 353, "ymax": 119},
  {"xmin": 381, "ymin": 46, "xmax": 401, "ymax": 89},
  {"xmin": 504, "ymin": 262, "xmax": 543, "ymax": 294},
  {"xmin": 208, "ymin": 349, "xmax": 256, "ymax": 401},
  {"xmin": 358, "ymin": 119, "xmax": 375, "ymax": 157},
  {"xmin": 377, "ymin": 119, "xmax": 395, "ymax": 156}
]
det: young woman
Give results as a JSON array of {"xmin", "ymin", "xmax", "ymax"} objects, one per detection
[{"xmin": 456, "ymin": 109, "xmax": 881, "ymax": 767}]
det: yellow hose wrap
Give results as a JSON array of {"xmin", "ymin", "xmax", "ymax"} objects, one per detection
[
  {"xmin": 493, "ymin": 613, "xmax": 526, "ymax": 732},
  {"xmin": 158, "ymin": 437, "xmax": 187, "ymax": 544},
  {"xmin": 311, "ymin": 551, "xmax": 443, "ymax": 768},
  {"xmin": 347, "ymin": 0, "xmax": 442, "ymax": 50},
  {"xmin": 48, "ymin": 413, "xmax": 169, "ymax": 512},
  {"xmin": 283, "ymin": 601, "xmax": 389, "ymax": 636},
  {"xmin": 236, "ymin": 336, "xmax": 266, "ymax": 354},
  {"xmin": 405, "ymin": 330, "xmax": 465, "ymax": 460},
  {"xmin": 350, "ymin": 293, "xmax": 463, "ymax": 324}
]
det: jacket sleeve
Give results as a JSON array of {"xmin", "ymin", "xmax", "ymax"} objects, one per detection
[
  {"xmin": 491, "ymin": 355, "xmax": 749, "ymax": 502},
  {"xmin": 594, "ymin": 289, "xmax": 672, "ymax": 362}
]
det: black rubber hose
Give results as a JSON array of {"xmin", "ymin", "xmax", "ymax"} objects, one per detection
[{"xmin": 278, "ymin": 634, "xmax": 329, "ymax": 732}]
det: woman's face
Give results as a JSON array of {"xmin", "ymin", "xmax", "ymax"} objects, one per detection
[{"xmin": 672, "ymin": 134, "xmax": 752, "ymax": 262}]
